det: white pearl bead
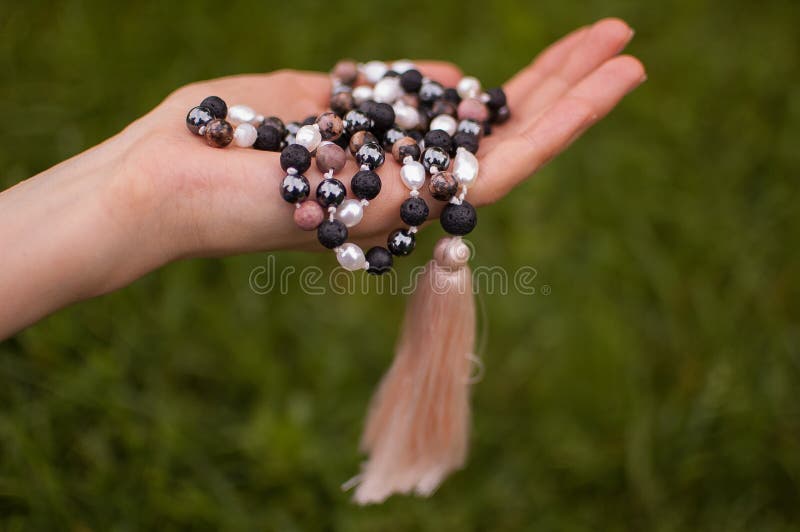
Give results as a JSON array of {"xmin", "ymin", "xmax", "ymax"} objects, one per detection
[
  {"xmin": 352, "ymin": 86, "xmax": 374, "ymax": 106},
  {"xmin": 429, "ymin": 114, "xmax": 457, "ymax": 136},
  {"xmin": 391, "ymin": 60, "xmax": 415, "ymax": 73},
  {"xmin": 394, "ymin": 103, "xmax": 419, "ymax": 130},
  {"xmin": 363, "ymin": 60, "xmax": 388, "ymax": 83},
  {"xmin": 336, "ymin": 243, "xmax": 366, "ymax": 271},
  {"xmin": 373, "ymin": 77, "xmax": 402, "ymax": 103},
  {"xmin": 227, "ymin": 104, "xmax": 257, "ymax": 126},
  {"xmin": 457, "ymin": 76, "xmax": 481, "ymax": 99},
  {"xmin": 400, "ymin": 161, "xmax": 426, "ymax": 190},
  {"xmin": 233, "ymin": 123, "xmax": 257, "ymax": 148},
  {"xmin": 453, "ymin": 147, "xmax": 479, "ymax": 186},
  {"xmin": 295, "ymin": 125, "xmax": 321, "ymax": 152},
  {"xmin": 336, "ymin": 199, "xmax": 364, "ymax": 227}
]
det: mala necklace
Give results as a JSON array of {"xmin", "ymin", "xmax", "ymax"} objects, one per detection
[{"xmin": 185, "ymin": 59, "xmax": 510, "ymax": 503}]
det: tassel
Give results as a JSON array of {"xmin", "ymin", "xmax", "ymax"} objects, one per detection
[{"xmin": 347, "ymin": 236, "xmax": 476, "ymax": 504}]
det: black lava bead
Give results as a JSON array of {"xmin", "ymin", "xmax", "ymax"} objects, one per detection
[
  {"xmin": 344, "ymin": 109, "xmax": 373, "ymax": 136},
  {"xmin": 486, "ymin": 87, "xmax": 507, "ymax": 110},
  {"xmin": 186, "ymin": 106, "xmax": 214, "ymax": 135},
  {"xmin": 400, "ymin": 197, "xmax": 429, "ymax": 226},
  {"xmin": 261, "ymin": 116, "xmax": 286, "ymax": 136},
  {"xmin": 355, "ymin": 141, "xmax": 385, "ymax": 169},
  {"xmin": 419, "ymin": 81, "xmax": 445, "ymax": 105},
  {"xmin": 280, "ymin": 174, "xmax": 310, "ymax": 203},
  {"xmin": 351, "ymin": 170, "xmax": 382, "ymax": 200},
  {"xmin": 440, "ymin": 201, "xmax": 477, "ymax": 235},
  {"xmin": 199, "ymin": 96, "xmax": 227, "ymax": 119},
  {"xmin": 383, "ymin": 126, "xmax": 406, "ymax": 149},
  {"xmin": 452, "ymin": 132, "xmax": 479, "ymax": 154},
  {"xmin": 422, "ymin": 146, "xmax": 451, "ymax": 173},
  {"xmin": 365, "ymin": 246, "xmax": 393, "ymax": 275},
  {"xmin": 253, "ymin": 124, "xmax": 282, "ymax": 151},
  {"xmin": 316, "ymin": 178, "xmax": 347, "ymax": 207},
  {"xmin": 360, "ymin": 101, "xmax": 395, "ymax": 133},
  {"xmin": 443, "ymin": 88, "xmax": 461, "ymax": 104},
  {"xmin": 407, "ymin": 130, "xmax": 424, "ymax": 143},
  {"xmin": 280, "ymin": 144, "xmax": 312, "ymax": 173},
  {"xmin": 399, "ymin": 69, "xmax": 423, "ymax": 93},
  {"xmin": 424, "ymin": 129, "xmax": 453, "ymax": 154},
  {"xmin": 387, "ymin": 229, "xmax": 416, "ymax": 256},
  {"xmin": 317, "ymin": 219, "xmax": 348, "ymax": 249},
  {"xmin": 490, "ymin": 105, "xmax": 511, "ymax": 124}
]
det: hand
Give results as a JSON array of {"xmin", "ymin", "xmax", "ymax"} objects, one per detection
[{"xmin": 123, "ymin": 17, "xmax": 644, "ymax": 257}]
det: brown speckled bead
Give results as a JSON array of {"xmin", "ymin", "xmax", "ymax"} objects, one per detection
[
  {"xmin": 294, "ymin": 200, "xmax": 325, "ymax": 231},
  {"xmin": 399, "ymin": 93, "xmax": 420, "ymax": 108},
  {"xmin": 204, "ymin": 119, "xmax": 234, "ymax": 148},
  {"xmin": 316, "ymin": 112, "xmax": 344, "ymax": 141},
  {"xmin": 392, "ymin": 136, "xmax": 421, "ymax": 163},
  {"xmin": 332, "ymin": 59, "xmax": 358, "ymax": 85},
  {"xmin": 428, "ymin": 171, "xmax": 459, "ymax": 201},
  {"xmin": 316, "ymin": 142, "xmax": 347, "ymax": 173},
  {"xmin": 432, "ymin": 99, "xmax": 458, "ymax": 117},
  {"xmin": 330, "ymin": 91, "xmax": 355, "ymax": 117},
  {"xmin": 457, "ymin": 98, "xmax": 489, "ymax": 123},
  {"xmin": 349, "ymin": 130, "xmax": 378, "ymax": 156}
]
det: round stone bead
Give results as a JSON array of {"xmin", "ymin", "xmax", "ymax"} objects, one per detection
[
  {"xmin": 422, "ymin": 146, "xmax": 451, "ymax": 173},
  {"xmin": 457, "ymin": 76, "xmax": 481, "ymax": 99},
  {"xmin": 200, "ymin": 96, "xmax": 227, "ymax": 119},
  {"xmin": 360, "ymin": 101, "xmax": 395, "ymax": 133},
  {"xmin": 387, "ymin": 229, "xmax": 416, "ymax": 256},
  {"xmin": 431, "ymin": 99, "xmax": 458, "ymax": 118},
  {"xmin": 330, "ymin": 91, "xmax": 355, "ymax": 117},
  {"xmin": 400, "ymin": 161, "xmax": 426, "ymax": 190},
  {"xmin": 400, "ymin": 197, "xmax": 429, "ymax": 226},
  {"xmin": 316, "ymin": 142, "xmax": 347, "ymax": 173},
  {"xmin": 440, "ymin": 201, "xmax": 477, "ymax": 235},
  {"xmin": 430, "ymin": 114, "xmax": 458, "ymax": 136},
  {"xmin": 280, "ymin": 174, "xmax": 310, "ymax": 203},
  {"xmin": 280, "ymin": 144, "xmax": 312, "ymax": 173},
  {"xmin": 293, "ymin": 200, "xmax": 324, "ymax": 231},
  {"xmin": 391, "ymin": 60, "xmax": 415, "ymax": 73},
  {"xmin": 302, "ymin": 115, "xmax": 317, "ymax": 126},
  {"xmin": 204, "ymin": 119, "xmax": 234, "ymax": 148},
  {"xmin": 186, "ymin": 106, "xmax": 214, "ymax": 135},
  {"xmin": 365, "ymin": 246, "xmax": 393, "ymax": 275},
  {"xmin": 349, "ymin": 130, "xmax": 378, "ymax": 156},
  {"xmin": 399, "ymin": 93, "xmax": 420, "ymax": 108},
  {"xmin": 336, "ymin": 198, "xmax": 364, "ymax": 227},
  {"xmin": 452, "ymin": 131, "xmax": 479, "ymax": 154},
  {"xmin": 227, "ymin": 104, "xmax": 257, "ymax": 126},
  {"xmin": 453, "ymin": 147, "xmax": 479, "ymax": 186},
  {"xmin": 373, "ymin": 76, "xmax": 402, "ymax": 103},
  {"xmin": 233, "ymin": 122, "xmax": 258, "ymax": 147},
  {"xmin": 424, "ymin": 129, "xmax": 453, "ymax": 154},
  {"xmin": 393, "ymin": 102, "xmax": 420, "ymax": 130},
  {"xmin": 355, "ymin": 142, "xmax": 385, "ymax": 170},
  {"xmin": 261, "ymin": 116, "xmax": 285, "ymax": 136},
  {"xmin": 332, "ymin": 59, "xmax": 358, "ymax": 85},
  {"xmin": 351, "ymin": 170, "xmax": 382, "ymax": 200},
  {"xmin": 286, "ymin": 121, "xmax": 301, "ymax": 136},
  {"xmin": 392, "ymin": 136, "xmax": 421, "ymax": 163},
  {"xmin": 429, "ymin": 171, "xmax": 459, "ymax": 201},
  {"xmin": 443, "ymin": 87, "xmax": 461, "ymax": 104},
  {"xmin": 363, "ymin": 60, "xmax": 388, "ymax": 83},
  {"xmin": 399, "ymin": 69, "xmax": 423, "ymax": 93},
  {"xmin": 344, "ymin": 109, "xmax": 372, "ymax": 136},
  {"xmin": 382, "ymin": 126, "xmax": 406, "ymax": 149},
  {"xmin": 253, "ymin": 124, "xmax": 282, "ymax": 151},
  {"xmin": 352, "ymin": 86, "xmax": 374, "ymax": 106},
  {"xmin": 485, "ymin": 87, "xmax": 507, "ymax": 110},
  {"xmin": 419, "ymin": 81, "xmax": 444, "ymax": 105},
  {"xmin": 317, "ymin": 219, "xmax": 348, "ymax": 249},
  {"xmin": 457, "ymin": 119, "xmax": 483, "ymax": 137},
  {"xmin": 457, "ymin": 98, "xmax": 489, "ymax": 123},
  {"xmin": 293, "ymin": 124, "xmax": 320, "ymax": 152},
  {"xmin": 316, "ymin": 112, "xmax": 344, "ymax": 141},
  {"xmin": 316, "ymin": 178, "xmax": 347, "ymax": 207},
  {"xmin": 336, "ymin": 243, "xmax": 366, "ymax": 271},
  {"xmin": 491, "ymin": 105, "xmax": 511, "ymax": 124}
]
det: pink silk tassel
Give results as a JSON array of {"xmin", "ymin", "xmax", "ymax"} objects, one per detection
[{"xmin": 348, "ymin": 236, "xmax": 476, "ymax": 504}]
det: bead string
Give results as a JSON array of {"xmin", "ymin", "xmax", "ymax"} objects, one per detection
[{"xmin": 184, "ymin": 59, "xmax": 511, "ymax": 274}]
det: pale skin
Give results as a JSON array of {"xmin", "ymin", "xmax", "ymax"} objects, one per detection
[{"xmin": 0, "ymin": 18, "xmax": 645, "ymax": 339}]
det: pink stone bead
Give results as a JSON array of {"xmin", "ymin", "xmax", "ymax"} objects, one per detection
[
  {"xmin": 293, "ymin": 200, "xmax": 324, "ymax": 231},
  {"xmin": 457, "ymin": 98, "xmax": 489, "ymax": 123},
  {"xmin": 316, "ymin": 142, "xmax": 347, "ymax": 173}
]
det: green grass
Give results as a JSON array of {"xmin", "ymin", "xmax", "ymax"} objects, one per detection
[{"xmin": 1, "ymin": 0, "xmax": 799, "ymax": 530}]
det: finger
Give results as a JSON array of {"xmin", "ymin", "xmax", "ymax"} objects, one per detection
[
  {"xmin": 413, "ymin": 60, "xmax": 464, "ymax": 87},
  {"xmin": 504, "ymin": 24, "xmax": 590, "ymax": 104},
  {"xmin": 511, "ymin": 18, "xmax": 634, "ymax": 119},
  {"xmin": 475, "ymin": 54, "xmax": 646, "ymax": 204}
]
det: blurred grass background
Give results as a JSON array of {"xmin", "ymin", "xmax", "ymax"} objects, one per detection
[{"xmin": 1, "ymin": 0, "xmax": 799, "ymax": 530}]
